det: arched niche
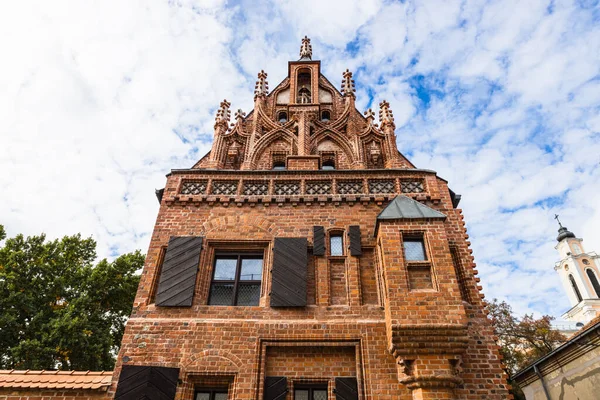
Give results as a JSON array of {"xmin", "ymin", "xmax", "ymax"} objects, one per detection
[
  {"xmin": 319, "ymin": 87, "xmax": 333, "ymax": 103},
  {"xmin": 315, "ymin": 138, "xmax": 352, "ymax": 169},
  {"xmin": 254, "ymin": 137, "xmax": 295, "ymax": 170},
  {"xmin": 276, "ymin": 88, "xmax": 290, "ymax": 105},
  {"xmin": 297, "ymin": 68, "xmax": 312, "ymax": 104}
]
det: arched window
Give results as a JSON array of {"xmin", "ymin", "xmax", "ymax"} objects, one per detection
[
  {"xmin": 297, "ymin": 69, "xmax": 312, "ymax": 104},
  {"xmin": 586, "ymin": 269, "xmax": 600, "ymax": 298},
  {"xmin": 321, "ymin": 111, "xmax": 331, "ymax": 121},
  {"xmin": 569, "ymin": 274, "xmax": 583, "ymax": 302},
  {"xmin": 278, "ymin": 111, "xmax": 288, "ymax": 123}
]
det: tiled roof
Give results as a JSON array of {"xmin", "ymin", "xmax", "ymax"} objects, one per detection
[
  {"xmin": 0, "ymin": 370, "xmax": 113, "ymax": 390},
  {"xmin": 377, "ymin": 195, "xmax": 447, "ymax": 221}
]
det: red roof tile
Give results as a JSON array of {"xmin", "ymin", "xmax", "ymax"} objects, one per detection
[{"xmin": 0, "ymin": 370, "xmax": 112, "ymax": 390}]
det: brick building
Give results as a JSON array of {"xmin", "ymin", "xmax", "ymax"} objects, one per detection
[{"xmin": 108, "ymin": 37, "xmax": 511, "ymax": 400}]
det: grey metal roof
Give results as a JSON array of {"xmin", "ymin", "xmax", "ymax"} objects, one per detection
[{"xmin": 377, "ymin": 196, "xmax": 447, "ymax": 220}]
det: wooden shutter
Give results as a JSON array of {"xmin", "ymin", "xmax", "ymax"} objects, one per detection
[
  {"xmin": 313, "ymin": 226, "xmax": 325, "ymax": 256},
  {"xmin": 264, "ymin": 376, "xmax": 288, "ymax": 400},
  {"xmin": 349, "ymin": 226, "xmax": 362, "ymax": 256},
  {"xmin": 270, "ymin": 238, "xmax": 308, "ymax": 307},
  {"xmin": 334, "ymin": 377, "xmax": 358, "ymax": 400},
  {"xmin": 155, "ymin": 236, "xmax": 203, "ymax": 307},
  {"xmin": 115, "ymin": 365, "xmax": 180, "ymax": 400}
]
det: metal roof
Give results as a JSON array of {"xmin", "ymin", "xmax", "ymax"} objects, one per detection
[{"xmin": 377, "ymin": 195, "xmax": 447, "ymax": 221}]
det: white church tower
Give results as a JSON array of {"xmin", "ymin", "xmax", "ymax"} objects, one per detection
[{"xmin": 554, "ymin": 216, "xmax": 600, "ymax": 324}]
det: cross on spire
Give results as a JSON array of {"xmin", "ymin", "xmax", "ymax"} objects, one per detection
[
  {"xmin": 554, "ymin": 214, "xmax": 563, "ymax": 228},
  {"xmin": 299, "ymin": 36, "xmax": 312, "ymax": 60}
]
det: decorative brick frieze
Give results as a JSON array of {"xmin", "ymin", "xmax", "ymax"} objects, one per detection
[
  {"xmin": 274, "ymin": 180, "xmax": 301, "ymax": 195},
  {"xmin": 368, "ymin": 179, "xmax": 395, "ymax": 194},
  {"xmin": 242, "ymin": 181, "xmax": 269, "ymax": 196},
  {"xmin": 401, "ymin": 180, "xmax": 425, "ymax": 193},
  {"xmin": 180, "ymin": 180, "xmax": 208, "ymax": 195},
  {"xmin": 305, "ymin": 180, "xmax": 332, "ymax": 195},
  {"xmin": 211, "ymin": 180, "xmax": 238, "ymax": 196}
]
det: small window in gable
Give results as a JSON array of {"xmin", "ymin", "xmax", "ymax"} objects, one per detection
[
  {"xmin": 278, "ymin": 111, "xmax": 288, "ymax": 123},
  {"xmin": 321, "ymin": 110, "xmax": 331, "ymax": 121}
]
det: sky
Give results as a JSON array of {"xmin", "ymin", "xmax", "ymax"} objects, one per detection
[{"xmin": 1, "ymin": 0, "xmax": 599, "ymax": 318}]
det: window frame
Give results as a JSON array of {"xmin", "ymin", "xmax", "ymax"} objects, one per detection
[
  {"xmin": 208, "ymin": 252, "xmax": 264, "ymax": 306},
  {"xmin": 402, "ymin": 236, "xmax": 428, "ymax": 262},
  {"xmin": 194, "ymin": 388, "xmax": 228, "ymax": 400},
  {"xmin": 329, "ymin": 232, "xmax": 345, "ymax": 256},
  {"xmin": 586, "ymin": 268, "xmax": 600, "ymax": 298},
  {"xmin": 293, "ymin": 383, "xmax": 328, "ymax": 400}
]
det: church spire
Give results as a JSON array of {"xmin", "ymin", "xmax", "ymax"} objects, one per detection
[
  {"xmin": 555, "ymin": 214, "xmax": 576, "ymax": 242},
  {"xmin": 299, "ymin": 36, "xmax": 312, "ymax": 60}
]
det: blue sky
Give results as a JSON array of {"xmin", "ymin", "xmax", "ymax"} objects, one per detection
[{"xmin": 1, "ymin": 0, "xmax": 599, "ymax": 318}]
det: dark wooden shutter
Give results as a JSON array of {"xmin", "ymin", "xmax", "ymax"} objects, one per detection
[
  {"xmin": 313, "ymin": 226, "xmax": 325, "ymax": 256},
  {"xmin": 348, "ymin": 226, "xmax": 362, "ymax": 256},
  {"xmin": 334, "ymin": 377, "xmax": 358, "ymax": 400},
  {"xmin": 264, "ymin": 376, "xmax": 288, "ymax": 400},
  {"xmin": 270, "ymin": 238, "xmax": 307, "ymax": 307},
  {"xmin": 155, "ymin": 236, "xmax": 203, "ymax": 307},
  {"xmin": 115, "ymin": 365, "xmax": 179, "ymax": 400}
]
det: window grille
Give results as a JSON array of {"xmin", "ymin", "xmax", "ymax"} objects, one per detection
[
  {"xmin": 180, "ymin": 180, "xmax": 208, "ymax": 195},
  {"xmin": 368, "ymin": 180, "xmax": 395, "ymax": 194}
]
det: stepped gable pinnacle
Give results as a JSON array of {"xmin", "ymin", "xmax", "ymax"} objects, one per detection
[
  {"xmin": 341, "ymin": 69, "xmax": 356, "ymax": 98},
  {"xmin": 215, "ymin": 99, "xmax": 231, "ymax": 124},
  {"xmin": 299, "ymin": 36, "xmax": 312, "ymax": 60},
  {"xmin": 379, "ymin": 100, "xmax": 395, "ymax": 128},
  {"xmin": 364, "ymin": 108, "xmax": 376, "ymax": 125},
  {"xmin": 555, "ymin": 214, "xmax": 576, "ymax": 242},
  {"xmin": 254, "ymin": 70, "xmax": 268, "ymax": 99}
]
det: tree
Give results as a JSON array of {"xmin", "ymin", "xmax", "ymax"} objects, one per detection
[
  {"xmin": 486, "ymin": 299, "xmax": 566, "ymax": 373},
  {"xmin": 486, "ymin": 299, "xmax": 567, "ymax": 399},
  {"xmin": 0, "ymin": 224, "xmax": 142, "ymax": 370}
]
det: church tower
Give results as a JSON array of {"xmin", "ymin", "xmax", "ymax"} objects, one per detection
[
  {"xmin": 554, "ymin": 216, "xmax": 600, "ymax": 323},
  {"xmin": 111, "ymin": 38, "xmax": 510, "ymax": 400}
]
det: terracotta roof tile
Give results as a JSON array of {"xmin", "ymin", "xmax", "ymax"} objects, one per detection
[{"xmin": 0, "ymin": 370, "xmax": 112, "ymax": 390}]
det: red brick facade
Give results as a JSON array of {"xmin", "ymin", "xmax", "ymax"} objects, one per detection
[{"xmin": 106, "ymin": 38, "xmax": 511, "ymax": 399}]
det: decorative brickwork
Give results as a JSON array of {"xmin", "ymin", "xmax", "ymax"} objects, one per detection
[
  {"xmin": 274, "ymin": 181, "xmax": 300, "ymax": 196},
  {"xmin": 305, "ymin": 181, "xmax": 332, "ymax": 195},
  {"xmin": 242, "ymin": 181, "xmax": 269, "ymax": 196},
  {"xmin": 368, "ymin": 179, "xmax": 395, "ymax": 194},
  {"xmin": 106, "ymin": 37, "xmax": 511, "ymax": 400},
  {"xmin": 401, "ymin": 180, "xmax": 425, "ymax": 193},
  {"xmin": 180, "ymin": 180, "xmax": 208, "ymax": 195}
]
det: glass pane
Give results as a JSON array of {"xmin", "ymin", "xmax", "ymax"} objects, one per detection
[
  {"xmin": 195, "ymin": 393, "xmax": 210, "ymax": 400},
  {"xmin": 240, "ymin": 258, "xmax": 263, "ymax": 281},
  {"xmin": 330, "ymin": 235, "xmax": 343, "ymax": 256},
  {"xmin": 236, "ymin": 284, "xmax": 261, "ymax": 306},
  {"xmin": 208, "ymin": 283, "xmax": 234, "ymax": 305},
  {"xmin": 214, "ymin": 393, "xmax": 228, "ymax": 400},
  {"xmin": 295, "ymin": 390, "xmax": 309, "ymax": 400},
  {"xmin": 214, "ymin": 258, "xmax": 237, "ymax": 280},
  {"xmin": 404, "ymin": 240, "xmax": 426, "ymax": 261},
  {"xmin": 313, "ymin": 390, "xmax": 328, "ymax": 400}
]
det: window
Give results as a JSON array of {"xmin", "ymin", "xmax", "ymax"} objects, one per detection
[
  {"xmin": 586, "ymin": 269, "xmax": 600, "ymax": 298},
  {"xmin": 278, "ymin": 111, "xmax": 288, "ymax": 123},
  {"xmin": 403, "ymin": 238, "xmax": 426, "ymax": 261},
  {"xmin": 569, "ymin": 274, "xmax": 583, "ymax": 302},
  {"xmin": 294, "ymin": 384, "xmax": 327, "ymax": 400},
  {"xmin": 322, "ymin": 160, "xmax": 335, "ymax": 170},
  {"xmin": 195, "ymin": 389, "xmax": 228, "ymax": 400},
  {"xmin": 573, "ymin": 243, "xmax": 582, "ymax": 255},
  {"xmin": 330, "ymin": 234, "xmax": 344, "ymax": 256},
  {"xmin": 321, "ymin": 110, "xmax": 331, "ymax": 121},
  {"xmin": 273, "ymin": 161, "xmax": 286, "ymax": 170},
  {"xmin": 208, "ymin": 254, "xmax": 263, "ymax": 306}
]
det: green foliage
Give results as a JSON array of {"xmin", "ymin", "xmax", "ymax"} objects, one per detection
[
  {"xmin": 486, "ymin": 299, "xmax": 567, "ymax": 399},
  {"xmin": 0, "ymin": 224, "xmax": 142, "ymax": 370}
]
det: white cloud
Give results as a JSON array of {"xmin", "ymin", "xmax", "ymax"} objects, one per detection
[{"xmin": 1, "ymin": 0, "xmax": 599, "ymax": 320}]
